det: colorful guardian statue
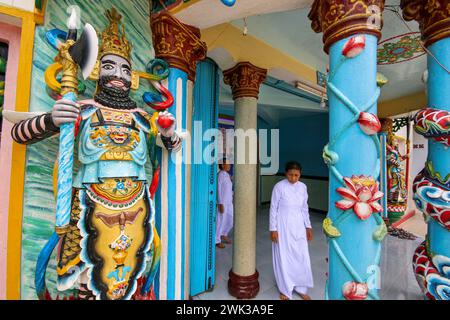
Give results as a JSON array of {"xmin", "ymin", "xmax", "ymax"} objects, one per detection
[
  {"xmin": 384, "ymin": 119, "xmax": 409, "ymax": 223},
  {"xmin": 8, "ymin": 8, "xmax": 180, "ymax": 300},
  {"xmin": 386, "ymin": 139, "xmax": 408, "ymax": 216},
  {"xmin": 380, "ymin": 118, "xmax": 409, "ymax": 223}
]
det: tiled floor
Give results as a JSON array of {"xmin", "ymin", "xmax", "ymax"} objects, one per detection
[
  {"xmin": 195, "ymin": 207, "xmax": 424, "ymax": 300},
  {"xmin": 397, "ymin": 210, "xmax": 427, "ymax": 238}
]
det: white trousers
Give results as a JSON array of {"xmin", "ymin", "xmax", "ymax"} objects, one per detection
[{"xmin": 215, "ymin": 204, "xmax": 233, "ymax": 244}]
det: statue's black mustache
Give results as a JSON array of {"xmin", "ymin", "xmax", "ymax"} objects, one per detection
[
  {"xmin": 94, "ymin": 75, "xmax": 137, "ymax": 110},
  {"xmin": 101, "ymin": 75, "xmax": 132, "ymax": 90}
]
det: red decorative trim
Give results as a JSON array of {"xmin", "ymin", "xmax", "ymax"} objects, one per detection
[{"xmin": 228, "ymin": 269, "xmax": 260, "ymax": 299}]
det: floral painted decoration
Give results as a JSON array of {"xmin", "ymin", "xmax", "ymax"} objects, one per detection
[
  {"xmin": 358, "ymin": 112, "xmax": 381, "ymax": 135},
  {"xmin": 336, "ymin": 175, "xmax": 383, "ymax": 220},
  {"xmin": 342, "ymin": 281, "xmax": 369, "ymax": 300},
  {"xmin": 377, "ymin": 32, "xmax": 425, "ymax": 65},
  {"xmin": 342, "ymin": 35, "xmax": 366, "ymax": 58}
]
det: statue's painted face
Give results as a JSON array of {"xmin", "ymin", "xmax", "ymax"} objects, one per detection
[
  {"xmin": 100, "ymin": 54, "xmax": 132, "ymax": 91},
  {"xmin": 392, "ymin": 139, "xmax": 399, "ymax": 148}
]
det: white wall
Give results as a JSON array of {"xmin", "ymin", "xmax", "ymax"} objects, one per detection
[{"xmin": 0, "ymin": 0, "xmax": 35, "ymax": 12}]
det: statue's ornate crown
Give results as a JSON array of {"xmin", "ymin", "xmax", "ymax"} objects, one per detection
[{"xmin": 99, "ymin": 7, "xmax": 132, "ymax": 61}]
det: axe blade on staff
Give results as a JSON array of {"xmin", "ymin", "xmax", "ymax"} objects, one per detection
[{"xmin": 55, "ymin": 8, "xmax": 98, "ymax": 234}]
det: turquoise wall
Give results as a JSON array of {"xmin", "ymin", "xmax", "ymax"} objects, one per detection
[
  {"xmin": 21, "ymin": 0, "xmax": 154, "ymax": 299},
  {"xmin": 279, "ymin": 113, "xmax": 329, "ymax": 177}
]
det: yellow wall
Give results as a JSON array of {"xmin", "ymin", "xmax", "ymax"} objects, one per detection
[
  {"xmin": 379, "ymin": 91, "xmax": 426, "ymax": 118},
  {"xmin": 202, "ymin": 23, "xmax": 318, "ymax": 84}
]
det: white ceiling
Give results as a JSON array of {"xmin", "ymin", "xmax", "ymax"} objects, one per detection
[
  {"xmin": 200, "ymin": 0, "xmax": 429, "ymax": 123},
  {"xmin": 229, "ymin": 0, "xmax": 426, "ymax": 102},
  {"xmin": 175, "ymin": 0, "xmax": 313, "ymax": 29}
]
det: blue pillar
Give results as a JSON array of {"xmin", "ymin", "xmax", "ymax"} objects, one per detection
[
  {"xmin": 326, "ymin": 35, "xmax": 384, "ymax": 300},
  {"xmin": 401, "ymin": 2, "xmax": 450, "ymax": 301},
  {"xmin": 151, "ymin": 13, "xmax": 207, "ymax": 300},
  {"xmin": 309, "ymin": 1, "xmax": 386, "ymax": 300},
  {"xmin": 158, "ymin": 68, "xmax": 188, "ymax": 301},
  {"xmin": 426, "ymin": 38, "xmax": 450, "ymax": 262}
]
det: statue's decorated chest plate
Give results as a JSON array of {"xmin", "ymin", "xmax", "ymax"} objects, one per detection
[{"xmin": 90, "ymin": 109, "xmax": 141, "ymax": 160}]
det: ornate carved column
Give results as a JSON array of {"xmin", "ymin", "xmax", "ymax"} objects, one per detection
[
  {"xmin": 223, "ymin": 62, "xmax": 267, "ymax": 299},
  {"xmin": 151, "ymin": 12, "xmax": 207, "ymax": 300},
  {"xmin": 401, "ymin": 0, "xmax": 450, "ymax": 301},
  {"xmin": 151, "ymin": 13, "xmax": 207, "ymax": 82},
  {"xmin": 309, "ymin": 1, "xmax": 386, "ymax": 300}
]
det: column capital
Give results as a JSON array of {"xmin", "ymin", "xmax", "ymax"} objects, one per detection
[
  {"xmin": 150, "ymin": 13, "xmax": 207, "ymax": 81},
  {"xmin": 401, "ymin": 0, "xmax": 450, "ymax": 48},
  {"xmin": 223, "ymin": 62, "xmax": 267, "ymax": 100},
  {"xmin": 308, "ymin": 0, "xmax": 385, "ymax": 53}
]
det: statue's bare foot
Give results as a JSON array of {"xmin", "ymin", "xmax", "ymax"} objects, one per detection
[{"xmin": 216, "ymin": 243, "xmax": 225, "ymax": 249}]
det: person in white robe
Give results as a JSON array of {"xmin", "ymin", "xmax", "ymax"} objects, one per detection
[
  {"xmin": 216, "ymin": 161, "xmax": 233, "ymax": 248},
  {"xmin": 270, "ymin": 161, "xmax": 313, "ymax": 300}
]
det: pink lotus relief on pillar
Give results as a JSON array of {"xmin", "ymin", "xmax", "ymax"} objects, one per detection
[
  {"xmin": 342, "ymin": 281, "xmax": 369, "ymax": 300},
  {"xmin": 342, "ymin": 35, "xmax": 366, "ymax": 58},
  {"xmin": 358, "ymin": 112, "xmax": 381, "ymax": 135},
  {"xmin": 336, "ymin": 175, "xmax": 383, "ymax": 220}
]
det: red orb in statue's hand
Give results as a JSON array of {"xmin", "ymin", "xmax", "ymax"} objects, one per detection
[{"xmin": 157, "ymin": 115, "xmax": 174, "ymax": 129}]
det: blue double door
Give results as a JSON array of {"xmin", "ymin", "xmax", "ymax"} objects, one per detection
[{"xmin": 190, "ymin": 59, "xmax": 220, "ymax": 297}]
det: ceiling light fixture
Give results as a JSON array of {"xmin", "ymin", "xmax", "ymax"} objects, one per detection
[
  {"xmin": 295, "ymin": 79, "xmax": 327, "ymax": 100},
  {"xmin": 243, "ymin": 17, "xmax": 248, "ymax": 36},
  {"xmin": 320, "ymin": 93, "xmax": 327, "ymax": 109}
]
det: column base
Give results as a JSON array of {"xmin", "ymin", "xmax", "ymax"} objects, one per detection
[{"xmin": 228, "ymin": 269, "xmax": 259, "ymax": 299}]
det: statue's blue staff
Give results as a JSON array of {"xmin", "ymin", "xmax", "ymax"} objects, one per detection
[{"xmin": 35, "ymin": 8, "xmax": 98, "ymax": 299}]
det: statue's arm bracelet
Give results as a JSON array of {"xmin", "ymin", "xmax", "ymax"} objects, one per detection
[{"xmin": 11, "ymin": 113, "xmax": 60, "ymax": 145}]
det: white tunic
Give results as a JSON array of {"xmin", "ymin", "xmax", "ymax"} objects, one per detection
[
  {"xmin": 270, "ymin": 179, "xmax": 313, "ymax": 299},
  {"xmin": 216, "ymin": 170, "xmax": 234, "ymax": 243}
]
